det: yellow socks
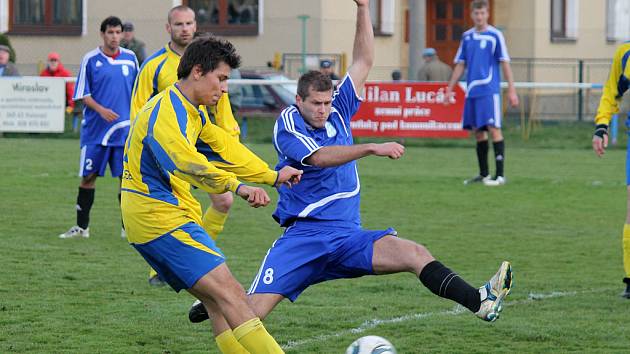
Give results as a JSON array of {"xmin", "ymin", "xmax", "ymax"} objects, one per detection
[
  {"xmin": 149, "ymin": 268, "xmax": 158, "ymax": 278},
  {"xmin": 623, "ymin": 224, "xmax": 630, "ymax": 278},
  {"xmin": 216, "ymin": 329, "xmax": 249, "ymax": 354},
  {"xmin": 233, "ymin": 317, "xmax": 284, "ymax": 354},
  {"xmin": 202, "ymin": 207, "xmax": 229, "ymax": 240}
]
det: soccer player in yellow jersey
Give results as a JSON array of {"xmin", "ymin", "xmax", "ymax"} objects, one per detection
[
  {"xmin": 130, "ymin": 5, "xmax": 240, "ymax": 286},
  {"xmin": 123, "ymin": 36, "xmax": 302, "ymax": 353},
  {"xmin": 593, "ymin": 41, "xmax": 630, "ymax": 298}
]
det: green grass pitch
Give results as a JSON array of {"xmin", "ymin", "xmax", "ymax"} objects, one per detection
[{"xmin": 1, "ymin": 125, "xmax": 629, "ymax": 353}]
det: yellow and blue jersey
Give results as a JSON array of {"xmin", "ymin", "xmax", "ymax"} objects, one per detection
[
  {"xmin": 272, "ymin": 74, "xmax": 362, "ymax": 227},
  {"xmin": 595, "ymin": 42, "xmax": 630, "ymax": 125},
  {"xmin": 130, "ymin": 43, "xmax": 239, "ymax": 138},
  {"xmin": 121, "ymin": 84, "xmax": 277, "ymax": 243}
]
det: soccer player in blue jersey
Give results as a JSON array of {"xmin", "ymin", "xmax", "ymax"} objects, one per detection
[
  {"xmin": 593, "ymin": 41, "xmax": 630, "ymax": 298},
  {"xmin": 190, "ymin": 0, "xmax": 513, "ymax": 336},
  {"xmin": 445, "ymin": 0, "xmax": 519, "ymax": 186},
  {"xmin": 59, "ymin": 16, "xmax": 138, "ymax": 239}
]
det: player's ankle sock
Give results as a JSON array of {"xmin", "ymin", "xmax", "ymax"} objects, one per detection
[
  {"xmin": 233, "ymin": 317, "xmax": 283, "ymax": 353},
  {"xmin": 76, "ymin": 187, "xmax": 95, "ymax": 229},
  {"xmin": 202, "ymin": 207, "xmax": 228, "ymax": 240},
  {"xmin": 476, "ymin": 140, "xmax": 489, "ymax": 177},
  {"xmin": 419, "ymin": 260, "xmax": 481, "ymax": 313},
  {"xmin": 215, "ymin": 329, "xmax": 249, "ymax": 354},
  {"xmin": 623, "ymin": 224, "xmax": 630, "ymax": 278},
  {"xmin": 493, "ymin": 140, "xmax": 505, "ymax": 177}
]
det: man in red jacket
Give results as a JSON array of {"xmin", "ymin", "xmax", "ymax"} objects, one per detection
[{"xmin": 40, "ymin": 52, "xmax": 75, "ymax": 110}]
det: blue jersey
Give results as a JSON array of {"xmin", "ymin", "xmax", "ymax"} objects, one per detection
[
  {"xmin": 454, "ymin": 25, "xmax": 510, "ymax": 98},
  {"xmin": 273, "ymin": 75, "xmax": 363, "ymax": 227},
  {"xmin": 74, "ymin": 47, "xmax": 138, "ymax": 146}
]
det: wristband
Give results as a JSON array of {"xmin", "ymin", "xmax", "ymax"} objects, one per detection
[{"xmin": 593, "ymin": 124, "xmax": 608, "ymax": 139}]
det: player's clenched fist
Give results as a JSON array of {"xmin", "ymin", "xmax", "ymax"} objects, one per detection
[
  {"xmin": 236, "ymin": 185, "xmax": 270, "ymax": 208},
  {"xmin": 592, "ymin": 124, "xmax": 609, "ymax": 157},
  {"xmin": 374, "ymin": 142, "xmax": 405, "ymax": 159},
  {"xmin": 276, "ymin": 166, "xmax": 303, "ymax": 188}
]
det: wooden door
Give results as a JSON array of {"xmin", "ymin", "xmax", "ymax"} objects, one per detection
[{"xmin": 426, "ymin": 0, "xmax": 493, "ymax": 66}]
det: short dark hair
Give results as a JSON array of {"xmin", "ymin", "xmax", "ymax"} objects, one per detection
[
  {"xmin": 100, "ymin": 16, "xmax": 123, "ymax": 33},
  {"xmin": 297, "ymin": 71, "xmax": 333, "ymax": 99},
  {"xmin": 471, "ymin": 0, "xmax": 489, "ymax": 10},
  {"xmin": 177, "ymin": 36, "xmax": 241, "ymax": 79},
  {"xmin": 168, "ymin": 5, "xmax": 195, "ymax": 24}
]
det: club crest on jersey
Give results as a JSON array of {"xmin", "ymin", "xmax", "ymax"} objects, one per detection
[
  {"xmin": 480, "ymin": 40, "xmax": 487, "ymax": 49},
  {"xmin": 95, "ymin": 61, "xmax": 103, "ymax": 67},
  {"xmin": 325, "ymin": 121, "xmax": 337, "ymax": 138},
  {"xmin": 122, "ymin": 65, "xmax": 129, "ymax": 76}
]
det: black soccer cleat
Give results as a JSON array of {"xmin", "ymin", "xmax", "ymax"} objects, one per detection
[
  {"xmin": 189, "ymin": 300, "xmax": 210, "ymax": 323},
  {"xmin": 622, "ymin": 278, "xmax": 630, "ymax": 299}
]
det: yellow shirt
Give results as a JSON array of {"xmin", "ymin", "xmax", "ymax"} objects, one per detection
[
  {"xmin": 595, "ymin": 42, "xmax": 630, "ymax": 125},
  {"xmin": 129, "ymin": 43, "xmax": 240, "ymax": 137},
  {"xmin": 122, "ymin": 84, "xmax": 277, "ymax": 243}
]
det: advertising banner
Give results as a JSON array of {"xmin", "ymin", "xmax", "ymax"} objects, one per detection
[
  {"xmin": 351, "ymin": 82, "xmax": 468, "ymax": 138},
  {"xmin": 0, "ymin": 77, "xmax": 65, "ymax": 133}
]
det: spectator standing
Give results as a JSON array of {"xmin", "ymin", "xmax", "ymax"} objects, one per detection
[
  {"xmin": 320, "ymin": 59, "xmax": 340, "ymax": 80},
  {"xmin": 39, "ymin": 52, "xmax": 75, "ymax": 111},
  {"xmin": 416, "ymin": 48, "xmax": 452, "ymax": 82},
  {"xmin": 0, "ymin": 45, "xmax": 19, "ymax": 76},
  {"xmin": 0, "ymin": 32, "xmax": 16, "ymax": 63},
  {"xmin": 121, "ymin": 22, "xmax": 146, "ymax": 65}
]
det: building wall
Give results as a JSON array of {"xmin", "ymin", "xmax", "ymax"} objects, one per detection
[{"xmin": 8, "ymin": 0, "xmax": 174, "ymax": 75}]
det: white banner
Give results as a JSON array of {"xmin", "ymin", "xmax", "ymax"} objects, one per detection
[{"xmin": 0, "ymin": 77, "xmax": 65, "ymax": 133}]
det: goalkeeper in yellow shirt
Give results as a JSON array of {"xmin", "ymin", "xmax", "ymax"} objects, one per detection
[
  {"xmin": 123, "ymin": 35, "xmax": 302, "ymax": 353},
  {"xmin": 593, "ymin": 41, "xmax": 630, "ymax": 298},
  {"xmin": 130, "ymin": 5, "xmax": 240, "ymax": 286}
]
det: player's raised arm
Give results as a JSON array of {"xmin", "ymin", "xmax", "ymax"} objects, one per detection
[{"xmin": 346, "ymin": 0, "xmax": 374, "ymax": 94}]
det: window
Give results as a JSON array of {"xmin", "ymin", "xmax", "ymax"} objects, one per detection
[
  {"xmin": 185, "ymin": 0, "xmax": 260, "ymax": 36},
  {"xmin": 369, "ymin": 0, "xmax": 395, "ymax": 36},
  {"xmin": 9, "ymin": 0, "xmax": 82, "ymax": 35},
  {"xmin": 607, "ymin": 0, "xmax": 630, "ymax": 42},
  {"xmin": 550, "ymin": 0, "xmax": 578, "ymax": 41}
]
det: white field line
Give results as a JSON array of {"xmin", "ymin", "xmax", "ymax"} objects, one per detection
[{"xmin": 282, "ymin": 287, "xmax": 616, "ymax": 350}]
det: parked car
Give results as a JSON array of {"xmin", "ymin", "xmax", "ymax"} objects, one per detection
[{"xmin": 232, "ymin": 71, "xmax": 296, "ymax": 117}]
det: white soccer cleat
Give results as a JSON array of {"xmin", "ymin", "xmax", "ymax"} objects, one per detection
[
  {"xmin": 483, "ymin": 176, "xmax": 506, "ymax": 187},
  {"xmin": 121, "ymin": 228, "xmax": 127, "ymax": 239},
  {"xmin": 475, "ymin": 261, "xmax": 512, "ymax": 322},
  {"xmin": 464, "ymin": 175, "xmax": 491, "ymax": 185},
  {"xmin": 59, "ymin": 225, "xmax": 90, "ymax": 239}
]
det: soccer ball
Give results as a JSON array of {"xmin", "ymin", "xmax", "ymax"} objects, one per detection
[{"xmin": 346, "ymin": 335, "xmax": 397, "ymax": 354}]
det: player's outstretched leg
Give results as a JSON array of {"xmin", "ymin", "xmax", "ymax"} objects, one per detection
[
  {"xmin": 475, "ymin": 261, "xmax": 512, "ymax": 321},
  {"xmin": 373, "ymin": 236, "xmax": 512, "ymax": 322}
]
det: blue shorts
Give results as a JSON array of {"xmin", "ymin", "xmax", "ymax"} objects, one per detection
[
  {"xmin": 131, "ymin": 222, "xmax": 226, "ymax": 292},
  {"xmin": 79, "ymin": 144, "xmax": 124, "ymax": 177},
  {"xmin": 462, "ymin": 94, "xmax": 502, "ymax": 131},
  {"xmin": 247, "ymin": 220, "xmax": 396, "ymax": 301}
]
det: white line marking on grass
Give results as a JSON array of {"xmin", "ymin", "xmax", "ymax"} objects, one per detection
[{"xmin": 282, "ymin": 287, "xmax": 617, "ymax": 350}]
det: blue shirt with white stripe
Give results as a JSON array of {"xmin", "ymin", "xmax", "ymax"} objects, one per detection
[
  {"xmin": 74, "ymin": 47, "xmax": 138, "ymax": 146},
  {"xmin": 273, "ymin": 75, "xmax": 363, "ymax": 227},
  {"xmin": 454, "ymin": 25, "xmax": 510, "ymax": 98}
]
